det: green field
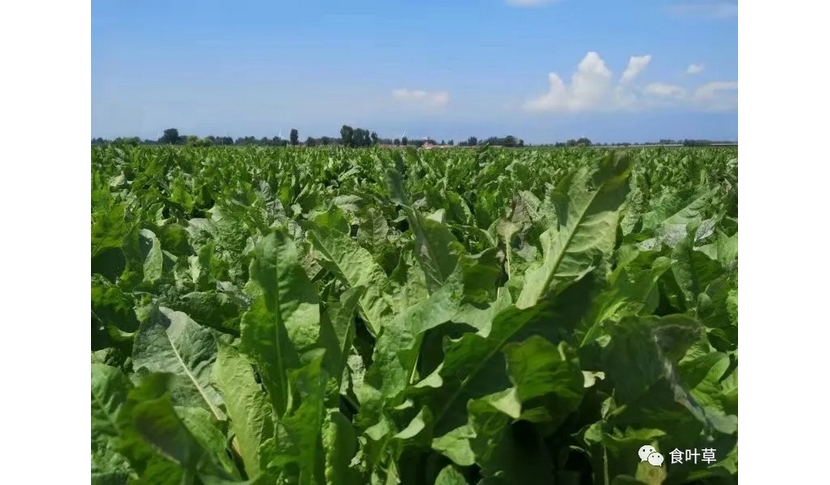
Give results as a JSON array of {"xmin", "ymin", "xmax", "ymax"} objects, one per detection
[{"xmin": 92, "ymin": 145, "xmax": 738, "ymax": 484}]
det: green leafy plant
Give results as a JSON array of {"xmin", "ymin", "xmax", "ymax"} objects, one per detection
[{"xmin": 92, "ymin": 145, "xmax": 737, "ymax": 484}]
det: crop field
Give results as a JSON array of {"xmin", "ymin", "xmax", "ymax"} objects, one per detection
[{"xmin": 91, "ymin": 145, "xmax": 738, "ymax": 484}]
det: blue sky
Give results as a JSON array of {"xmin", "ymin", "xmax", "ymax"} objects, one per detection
[{"xmin": 92, "ymin": 0, "xmax": 738, "ymax": 144}]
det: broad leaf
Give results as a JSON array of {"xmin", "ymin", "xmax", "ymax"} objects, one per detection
[
  {"xmin": 132, "ymin": 306, "xmax": 224, "ymax": 419},
  {"xmin": 240, "ymin": 229, "xmax": 320, "ymax": 417},
  {"xmin": 517, "ymin": 152, "xmax": 632, "ymax": 308}
]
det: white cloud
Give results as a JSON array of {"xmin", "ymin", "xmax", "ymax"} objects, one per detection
[
  {"xmin": 524, "ymin": 52, "xmax": 643, "ymax": 113},
  {"xmin": 505, "ymin": 0, "xmax": 561, "ymax": 6},
  {"xmin": 524, "ymin": 52, "xmax": 737, "ymax": 113},
  {"xmin": 668, "ymin": 3, "xmax": 738, "ymax": 19},
  {"xmin": 693, "ymin": 81, "xmax": 738, "ymax": 105},
  {"xmin": 620, "ymin": 55, "xmax": 652, "ymax": 84},
  {"xmin": 687, "ymin": 63, "xmax": 705, "ymax": 74},
  {"xmin": 525, "ymin": 52, "xmax": 619, "ymax": 113},
  {"xmin": 644, "ymin": 83, "xmax": 687, "ymax": 98},
  {"xmin": 391, "ymin": 89, "xmax": 450, "ymax": 108},
  {"xmin": 644, "ymin": 81, "xmax": 738, "ymax": 111}
]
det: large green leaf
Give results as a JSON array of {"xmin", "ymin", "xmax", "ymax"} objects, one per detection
[
  {"xmin": 434, "ymin": 464, "xmax": 468, "ymax": 484},
  {"xmin": 309, "ymin": 225, "xmax": 394, "ymax": 334},
  {"xmin": 139, "ymin": 228, "xmax": 164, "ymax": 284},
  {"xmin": 502, "ymin": 337, "xmax": 584, "ymax": 425},
  {"xmin": 410, "ymin": 217, "xmax": 464, "ymax": 294},
  {"xmin": 425, "ymin": 257, "xmax": 599, "ymax": 441},
  {"xmin": 176, "ymin": 406, "xmax": 241, "ymax": 478},
  {"xmin": 641, "ymin": 188, "xmax": 717, "ymax": 239},
  {"xmin": 92, "ymin": 202, "xmax": 131, "ymax": 258},
  {"xmin": 240, "ymin": 229, "xmax": 321, "ymax": 417},
  {"xmin": 517, "ymin": 152, "xmax": 632, "ymax": 309},
  {"xmin": 91, "ymin": 363, "xmax": 135, "ymax": 484},
  {"xmin": 132, "ymin": 306, "xmax": 224, "ymax": 419},
  {"xmin": 577, "ymin": 249, "xmax": 671, "ymax": 346},
  {"xmin": 597, "ymin": 314, "xmax": 737, "ymax": 444},
  {"xmin": 358, "ymin": 267, "xmax": 467, "ymax": 417},
  {"xmin": 213, "ymin": 341, "xmax": 275, "ymax": 478},
  {"xmin": 123, "ymin": 373, "xmax": 241, "ymax": 482},
  {"xmin": 671, "ymin": 231, "xmax": 724, "ymax": 306},
  {"xmin": 429, "ymin": 334, "xmax": 585, "ymax": 471},
  {"xmin": 260, "ymin": 352, "xmax": 329, "ymax": 483},
  {"xmin": 322, "ymin": 410, "xmax": 362, "ymax": 484},
  {"xmin": 357, "ymin": 207, "xmax": 390, "ymax": 255},
  {"xmin": 172, "ymin": 290, "xmax": 242, "ymax": 336},
  {"xmin": 318, "ymin": 286, "xmax": 364, "ymax": 399},
  {"xmin": 467, "ymin": 396, "xmax": 555, "ymax": 483},
  {"xmin": 386, "ymin": 167, "xmax": 463, "ymax": 294}
]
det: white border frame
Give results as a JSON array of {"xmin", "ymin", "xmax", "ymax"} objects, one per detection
[
  {"xmin": 2, "ymin": 0, "xmax": 826, "ymax": 481},
  {"xmin": 1, "ymin": 1, "xmax": 90, "ymax": 480},
  {"xmin": 740, "ymin": 0, "xmax": 830, "ymax": 481}
]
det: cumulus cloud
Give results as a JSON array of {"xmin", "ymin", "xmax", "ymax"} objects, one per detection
[
  {"xmin": 620, "ymin": 55, "xmax": 652, "ymax": 84},
  {"xmin": 524, "ymin": 52, "xmax": 644, "ymax": 113},
  {"xmin": 524, "ymin": 52, "xmax": 737, "ymax": 113},
  {"xmin": 505, "ymin": 0, "xmax": 561, "ymax": 6},
  {"xmin": 525, "ymin": 52, "xmax": 620, "ymax": 113},
  {"xmin": 391, "ymin": 89, "xmax": 450, "ymax": 108},
  {"xmin": 687, "ymin": 63, "xmax": 705, "ymax": 74}
]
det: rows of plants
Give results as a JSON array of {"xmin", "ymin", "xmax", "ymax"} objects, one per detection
[{"xmin": 92, "ymin": 145, "xmax": 738, "ymax": 484}]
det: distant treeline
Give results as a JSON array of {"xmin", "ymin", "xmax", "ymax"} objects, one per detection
[
  {"xmin": 91, "ymin": 127, "xmax": 734, "ymax": 149},
  {"xmin": 90, "ymin": 127, "xmax": 518, "ymax": 148}
]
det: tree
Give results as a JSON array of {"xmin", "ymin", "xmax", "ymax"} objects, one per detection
[
  {"xmin": 340, "ymin": 125, "xmax": 354, "ymax": 148},
  {"xmin": 361, "ymin": 129, "xmax": 371, "ymax": 147},
  {"xmin": 113, "ymin": 137, "xmax": 141, "ymax": 147},
  {"xmin": 290, "ymin": 128, "xmax": 299, "ymax": 146},
  {"xmin": 393, "ymin": 138, "xmax": 400, "ymax": 146},
  {"xmin": 159, "ymin": 128, "xmax": 181, "ymax": 145},
  {"xmin": 370, "ymin": 131, "xmax": 379, "ymax": 146},
  {"xmin": 401, "ymin": 136, "xmax": 408, "ymax": 146},
  {"xmin": 347, "ymin": 128, "xmax": 370, "ymax": 148},
  {"xmin": 305, "ymin": 136, "xmax": 316, "ymax": 147},
  {"xmin": 467, "ymin": 136, "xmax": 478, "ymax": 146}
]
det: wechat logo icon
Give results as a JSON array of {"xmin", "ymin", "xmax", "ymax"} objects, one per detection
[{"xmin": 638, "ymin": 445, "xmax": 665, "ymax": 467}]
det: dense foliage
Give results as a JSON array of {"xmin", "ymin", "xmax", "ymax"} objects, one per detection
[{"xmin": 92, "ymin": 145, "xmax": 738, "ymax": 484}]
